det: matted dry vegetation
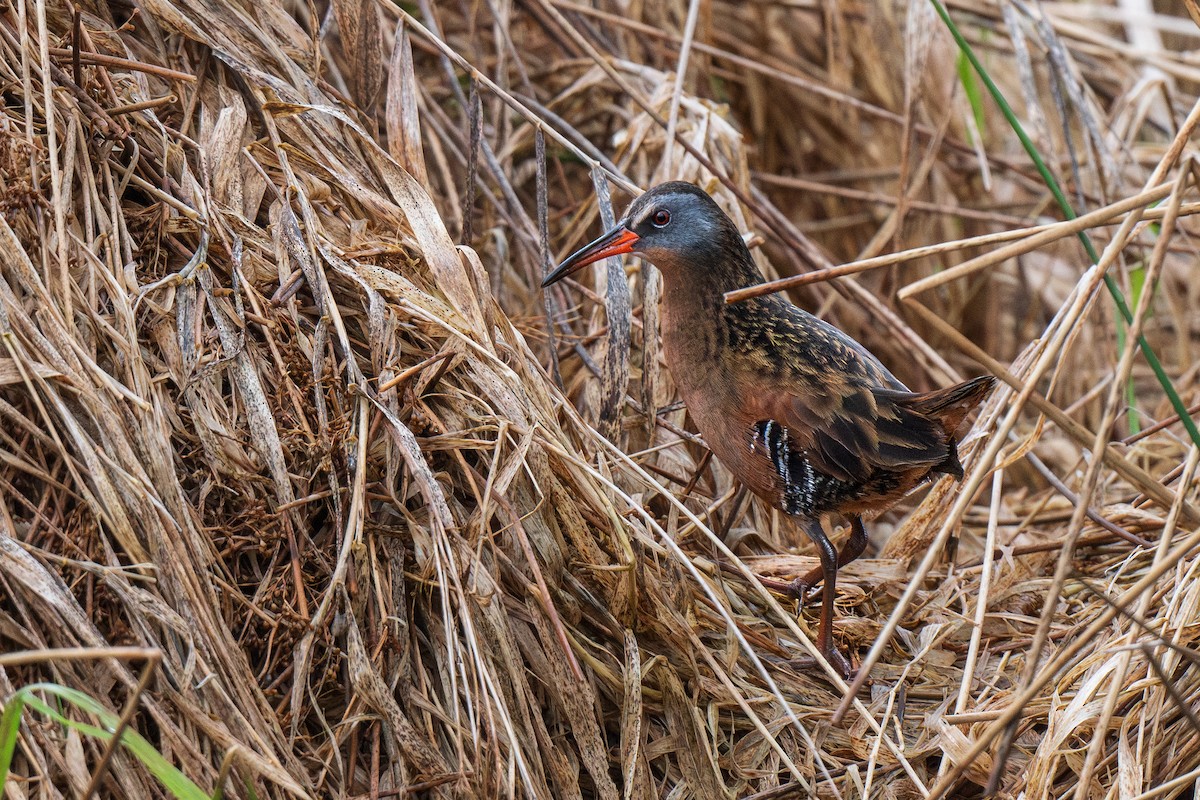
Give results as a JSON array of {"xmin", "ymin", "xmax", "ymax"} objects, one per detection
[{"xmin": 2, "ymin": 0, "xmax": 1200, "ymax": 797}]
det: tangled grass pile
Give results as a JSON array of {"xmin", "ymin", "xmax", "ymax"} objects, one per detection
[{"xmin": 2, "ymin": 0, "xmax": 1200, "ymax": 797}]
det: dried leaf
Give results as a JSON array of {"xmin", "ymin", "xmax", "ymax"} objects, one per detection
[
  {"xmin": 387, "ymin": 20, "xmax": 428, "ymax": 184},
  {"xmin": 332, "ymin": 0, "xmax": 383, "ymax": 106}
]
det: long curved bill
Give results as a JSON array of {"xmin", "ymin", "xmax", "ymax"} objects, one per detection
[{"xmin": 541, "ymin": 225, "xmax": 640, "ymax": 288}]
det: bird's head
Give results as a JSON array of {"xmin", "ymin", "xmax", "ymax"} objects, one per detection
[{"xmin": 541, "ymin": 182, "xmax": 756, "ymax": 289}]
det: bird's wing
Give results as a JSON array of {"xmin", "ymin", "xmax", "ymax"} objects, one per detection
[{"xmin": 752, "ymin": 383, "xmax": 951, "ymax": 484}]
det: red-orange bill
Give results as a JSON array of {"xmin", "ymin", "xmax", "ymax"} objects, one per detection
[{"xmin": 541, "ymin": 226, "xmax": 640, "ymax": 287}]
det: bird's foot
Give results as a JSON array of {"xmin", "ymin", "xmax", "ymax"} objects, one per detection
[
  {"xmin": 754, "ymin": 574, "xmax": 805, "ymax": 597},
  {"xmin": 753, "ymin": 574, "xmax": 822, "ymax": 605},
  {"xmin": 825, "ymin": 646, "xmax": 854, "ymax": 681},
  {"xmin": 791, "ymin": 647, "xmax": 855, "ymax": 682},
  {"xmin": 783, "ymin": 576, "xmax": 817, "ymax": 605}
]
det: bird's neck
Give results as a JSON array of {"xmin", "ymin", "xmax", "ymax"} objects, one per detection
[
  {"xmin": 659, "ymin": 245, "xmax": 764, "ymax": 317},
  {"xmin": 658, "ymin": 247, "xmax": 765, "ymax": 374}
]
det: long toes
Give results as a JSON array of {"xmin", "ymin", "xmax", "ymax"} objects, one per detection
[
  {"xmin": 787, "ymin": 648, "xmax": 855, "ymax": 682},
  {"xmin": 784, "ymin": 577, "xmax": 814, "ymax": 602},
  {"xmin": 825, "ymin": 647, "xmax": 854, "ymax": 681}
]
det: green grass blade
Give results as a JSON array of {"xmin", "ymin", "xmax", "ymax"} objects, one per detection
[
  {"xmin": 0, "ymin": 689, "xmax": 27, "ymax": 788},
  {"xmin": 930, "ymin": 0, "xmax": 1200, "ymax": 449},
  {"xmin": 0, "ymin": 684, "xmax": 211, "ymax": 800},
  {"xmin": 956, "ymin": 49, "xmax": 987, "ymax": 145}
]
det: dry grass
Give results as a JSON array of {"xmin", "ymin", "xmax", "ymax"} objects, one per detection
[{"xmin": 1, "ymin": 0, "xmax": 1200, "ymax": 797}]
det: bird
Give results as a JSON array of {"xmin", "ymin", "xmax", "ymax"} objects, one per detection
[{"xmin": 541, "ymin": 181, "xmax": 995, "ymax": 678}]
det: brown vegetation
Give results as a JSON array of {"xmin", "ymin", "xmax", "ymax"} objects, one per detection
[{"xmin": 2, "ymin": 0, "xmax": 1200, "ymax": 798}]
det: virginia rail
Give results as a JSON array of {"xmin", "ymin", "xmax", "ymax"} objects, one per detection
[{"xmin": 542, "ymin": 181, "xmax": 994, "ymax": 677}]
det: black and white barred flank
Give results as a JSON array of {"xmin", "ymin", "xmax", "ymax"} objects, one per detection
[{"xmin": 751, "ymin": 419, "xmax": 858, "ymax": 517}]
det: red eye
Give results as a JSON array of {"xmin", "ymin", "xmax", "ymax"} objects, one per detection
[{"xmin": 652, "ymin": 209, "xmax": 671, "ymax": 227}]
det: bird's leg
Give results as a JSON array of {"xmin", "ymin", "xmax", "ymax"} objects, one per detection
[
  {"xmin": 792, "ymin": 517, "xmax": 852, "ymax": 678},
  {"xmin": 793, "ymin": 516, "xmax": 868, "ymax": 594}
]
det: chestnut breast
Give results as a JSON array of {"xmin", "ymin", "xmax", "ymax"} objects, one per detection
[{"xmin": 660, "ymin": 291, "xmax": 790, "ymax": 508}]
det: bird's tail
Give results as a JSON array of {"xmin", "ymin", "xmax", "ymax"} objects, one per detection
[
  {"xmin": 900, "ymin": 375, "xmax": 997, "ymax": 433},
  {"xmin": 894, "ymin": 375, "xmax": 995, "ymax": 479}
]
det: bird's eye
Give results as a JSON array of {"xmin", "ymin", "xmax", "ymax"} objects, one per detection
[{"xmin": 651, "ymin": 209, "xmax": 671, "ymax": 227}]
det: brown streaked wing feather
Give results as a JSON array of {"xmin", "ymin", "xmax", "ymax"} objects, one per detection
[
  {"xmin": 879, "ymin": 375, "xmax": 996, "ymax": 433},
  {"xmin": 753, "ymin": 385, "xmax": 952, "ymax": 484}
]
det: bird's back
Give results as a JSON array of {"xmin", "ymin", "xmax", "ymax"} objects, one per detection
[
  {"xmin": 723, "ymin": 295, "xmax": 909, "ymax": 393},
  {"xmin": 665, "ymin": 293, "xmax": 993, "ymax": 519}
]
